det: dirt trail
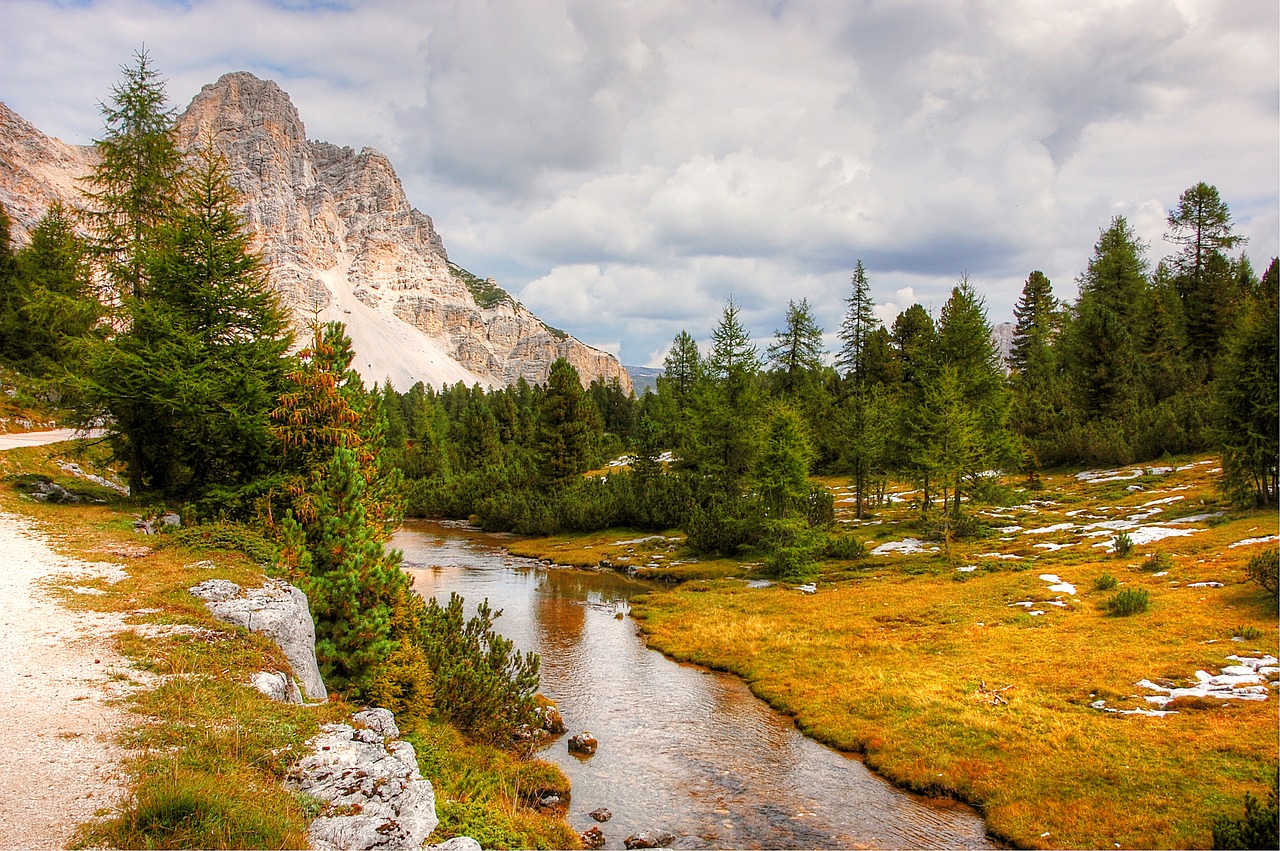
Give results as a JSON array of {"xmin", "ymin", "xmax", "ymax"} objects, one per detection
[{"xmin": 0, "ymin": 431, "xmax": 132, "ymax": 849}]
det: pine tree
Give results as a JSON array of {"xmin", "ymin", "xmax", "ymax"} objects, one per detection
[
  {"xmin": 280, "ymin": 445, "xmax": 410, "ymax": 695},
  {"xmin": 767, "ymin": 298, "xmax": 825, "ymax": 394},
  {"xmin": 688, "ymin": 299, "xmax": 763, "ymax": 489},
  {"xmin": 82, "ymin": 138, "xmax": 291, "ymax": 501},
  {"xmin": 1009, "ymin": 271, "xmax": 1056, "ymax": 376},
  {"xmin": 82, "ymin": 49, "xmax": 184, "ymax": 300},
  {"xmin": 755, "ymin": 404, "xmax": 814, "ymax": 520},
  {"xmin": 1167, "ymin": 182, "xmax": 1246, "ymax": 364},
  {"xmin": 833, "ymin": 262, "xmax": 882, "ymax": 517},
  {"xmin": 3, "ymin": 203, "xmax": 98, "ymax": 376}
]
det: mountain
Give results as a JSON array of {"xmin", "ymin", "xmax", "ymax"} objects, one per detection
[{"xmin": 0, "ymin": 73, "xmax": 631, "ymax": 394}]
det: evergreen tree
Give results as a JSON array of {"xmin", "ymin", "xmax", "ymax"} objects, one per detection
[
  {"xmin": 536, "ymin": 358, "xmax": 602, "ymax": 485},
  {"xmin": 83, "ymin": 139, "xmax": 291, "ymax": 502},
  {"xmin": 1213, "ymin": 258, "xmax": 1279, "ymax": 506},
  {"xmin": 688, "ymin": 299, "xmax": 763, "ymax": 488},
  {"xmin": 660, "ymin": 330, "xmax": 702, "ymax": 400},
  {"xmin": 280, "ymin": 445, "xmax": 410, "ymax": 695},
  {"xmin": 912, "ymin": 365, "xmax": 981, "ymax": 516},
  {"xmin": 755, "ymin": 404, "xmax": 814, "ymax": 520},
  {"xmin": 1167, "ymin": 182, "xmax": 1246, "ymax": 364},
  {"xmin": 834, "ymin": 262, "xmax": 883, "ymax": 517},
  {"xmin": 1009, "ymin": 271, "xmax": 1057, "ymax": 376},
  {"xmin": 3, "ymin": 203, "xmax": 98, "ymax": 376},
  {"xmin": 82, "ymin": 49, "xmax": 184, "ymax": 300},
  {"xmin": 767, "ymin": 298, "xmax": 825, "ymax": 394}
]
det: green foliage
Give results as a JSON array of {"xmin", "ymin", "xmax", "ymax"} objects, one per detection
[
  {"xmin": 449, "ymin": 262, "xmax": 514, "ymax": 309},
  {"xmin": 280, "ymin": 446, "xmax": 409, "ymax": 696},
  {"xmin": 822, "ymin": 531, "xmax": 866, "ymax": 561},
  {"xmin": 767, "ymin": 297, "xmax": 825, "ymax": 394},
  {"xmin": 1233, "ymin": 625, "xmax": 1263, "ymax": 641},
  {"xmin": 684, "ymin": 491, "xmax": 761, "ymax": 555},
  {"xmin": 416, "ymin": 592, "xmax": 540, "ymax": 745},
  {"xmin": 1114, "ymin": 531, "xmax": 1135, "ymax": 556},
  {"xmin": 755, "ymin": 405, "xmax": 814, "ymax": 519},
  {"xmin": 1105, "ymin": 587, "xmax": 1149, "ymax": 616},
  {"xmin": 761, "ymin": 516, "xmax": 823, "ymax": 582},
  {"xmin": 1093, "ymin": 573, "xmax": 1119, "ymax": 592},
  {"xmin": 536, "ymin": 358, "xmax": 603, "ymax": 485},
  {"xmin": 1211, "ymin": 778, "xmax": 1278, "ymax": 850},
  {"xmin": 1143, "ymin": 550, "xmax": 1174, "ymax": 572},
  {"xmin": 162, "ymin": 521, "xmax": 279, "ymax": 565},
  {"xmin": 1244, "ymin": 547, "xmax": 1278, "ymax": 595}
]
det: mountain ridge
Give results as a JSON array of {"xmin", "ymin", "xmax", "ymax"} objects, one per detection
[{"xmin": 0, "ymin": 72, "xmax": 631, "ymax": 393}]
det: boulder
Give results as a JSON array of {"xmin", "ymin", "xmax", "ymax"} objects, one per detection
[
  {"xmin": 567, "ymin": 732, "xmax": 598, "ymax": 756},
  {"xmin": 252, "ymin": 670, "xmax": 303, "ymax": 704},
  {"xmin": 428, "ymin": 839, "xmax": 482, "ymax": 851},
  {"xmin": 534, "ymin": 695, "xmax": 566, "ymax": 734},
  {"xmin": 287, "ymin": 721, "xmax": 437, "ymax": 850},
  {"xmin": 190, "ymin": 578, "xmax": 326, "ymax": 700},
  {"xmin": 624, "ymin": 830, "xmax": 676, "ymax": 849},
  {"xmin": 353, "ymin": 707, "xmax": 400, "ymax": 740},
  {"xmin": 581, "ymin": 826, "xmax": 606, "ymax": 849},
  {"xmin": 590, "ymin": 807, "xmax": 612, "ymax": 823}
]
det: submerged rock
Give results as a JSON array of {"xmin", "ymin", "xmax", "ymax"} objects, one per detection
[
  {"xmin": 590, "ymin": 807, "xmax": 612, "ymax": 822},
  {"xmin": 581, "ymin": 826, "xmax": 606, "ymax": 849},
  {"xmin": 624, "ymin": 829, "xmax": 677, "ymax": 849},
  {"xmin": 568, "ymin": 732, "xmax": 598, "ymax": 756}
]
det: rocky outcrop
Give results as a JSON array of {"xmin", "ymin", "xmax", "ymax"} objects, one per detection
[
  {"xmin": 0, "ymin": 76, "xmax": 632, "ymax": 394},
  {"xmin": 189, "ymin": 578, "xmax": 326, "ymax": 701},
  {"xmin": 286, "ymin": 718, "xmax": 438, "ymax": 850}
]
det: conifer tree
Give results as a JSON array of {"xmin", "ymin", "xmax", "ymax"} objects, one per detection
[
  {"xmin": 280, "ymin": 445, "xmax": 410, "ymax": 695},
  {"xmin": 536, "ymin": 358, "xmax": 602, "ymax": 485},
  {"xmin": 83, "ymin": 138, "xmax": 291, "ymax": 501},
  {"xmin": 82, "ymin": 49, "xmax": 184, "ymax": 300},
  {"xmin": 835, "ymin": 262, "xmax": 881, "ymax": 518},
  {"xmin": 3, "ymin": 203, "xmax": 98, "ymax": 376},
  {"xmin": 1213, "ymin": 258, "xmax": 1279, "ymax": 506},
  {"xmin": 767, "ymin": 298, "xmax": 825, "ymax": 394},
  {"xmin": 689, "ymin": 299, "xmax": 763, "ymax": 488},
  {"xmin": 1166, "ymin": 182, "xmax": 1246, "ymax": 364}
]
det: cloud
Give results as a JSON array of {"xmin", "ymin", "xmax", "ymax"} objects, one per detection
[{"xmin": 1, "ymin": 0, "xmax": 1275, "ymax": 368}]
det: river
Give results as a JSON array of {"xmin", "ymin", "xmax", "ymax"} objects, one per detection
[{"xmin": 395, "ymin": 520, "xmax": 994, "ymax": 850}]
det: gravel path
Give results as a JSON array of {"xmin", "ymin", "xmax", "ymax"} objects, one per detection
[{"xmin": 0, "ymin": 431, "xmax": 132, "ymax": 849}]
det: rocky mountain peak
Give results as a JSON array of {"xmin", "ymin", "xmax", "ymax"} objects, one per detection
[{"xmin": 0, "ymin": 73, "xmax": 631, "ymax": 393}]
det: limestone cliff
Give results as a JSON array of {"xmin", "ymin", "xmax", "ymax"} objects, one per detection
[{"xmin": 0, "ymin": 75, "xmax": 632, "ymax": 393}]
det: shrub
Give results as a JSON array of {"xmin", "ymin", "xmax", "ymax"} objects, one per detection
[
  {"xmin": 1244, "ymin": 547, "xmax": 1278, "ymax": 595},
  {"xmin": 417, "ymin": 592, "xmax": 540, "ymax": 746},
  {"xmin": 1234, "ymin": 625, "xmax": 1263, "ymax": 641},
  {"xmin": 1093, "ymin": 573, "xmax": 1119, "ymax": 592},
  {"xmin": 1114, "ymin": 531, "xmax": 1135, "ymax": 557},
  {"xmin": 163, "ymin": 521, "xmax": 279, "ymax": 566},
  {"xmin": 1211, "ymin": 778, "xmax": 1278, "ymax": 850},
  {"xmin": 1142, "ymin": 550, "xmax": 1173, "ymax": 572},
  {"xmin": 1106, "ymin": 587, "xmax": 1149, "ymax": 616},
  {"xmin": 823, "ymin": 532, "xmax": 866, "ymax": 561},
  {"xmin": 761, "ymin": 516, "xmax": 823, "ymax": 582}
]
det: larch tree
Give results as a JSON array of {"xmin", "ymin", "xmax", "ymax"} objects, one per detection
[
  {"xmin": 766, "ymin": 297, "xmax": 825, "ymax": 395},
  {"xmin": 836, "ymin": 261, "xmax": 881, "ymax": 517},
  {"xmin": 1166, "ymin": 182, "xmax": 1246, "ymax": 364}
]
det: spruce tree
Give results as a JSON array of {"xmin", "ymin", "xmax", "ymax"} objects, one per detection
[
  {"xmin": 536, "ymin": 358, "xmax": 602, "ymax": 485},
  {"xmin": 689, "ymin": 299, "xmax": 763, "ymax": 488},
  {"xmin": 836, "ymin": 261, "xmax": 878, "ymax": 384},
  {"xmin": 1166, "ymin": 182, "xmax": 1246, "ymax": 364}
]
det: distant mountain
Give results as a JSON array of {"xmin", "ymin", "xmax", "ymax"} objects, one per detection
[
  {"xmin": 0, "ymin": 73, "xmax": 631, "ymax": 393},
  {"xmin": 625, "ymin": 366, "xmax": 663, "ymax": 395}
]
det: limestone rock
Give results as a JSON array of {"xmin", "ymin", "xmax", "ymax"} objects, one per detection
[
  {"xmin": 252, "ymin": 669, "xmax": 303, "ymax": 704},
  {"xmin": 353, "ymin": 707, "xmax": 400, "ymax": 740},
  {"xmin": 0, "ymin": 76, "xmax": 631, "ymax": 395},
  {"xmin": 190, "ymin": 578, "xmax": 326, "ymax": 700},
  {"xmin": 287, "ymin": 721, "xmax": 437, "ymax": 851},
  {"xmin": 427, "ymin": 838, "xmax": 482, "ymax": 851}
]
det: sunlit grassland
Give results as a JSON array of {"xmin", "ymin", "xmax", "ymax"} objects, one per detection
[
  {"xmin": 534, "ymin": 455, "xmax": 1277, "ymax": 849},
  {"xmin": 1, "ymin": 439, "xmax": 579, "ymax": 850}
]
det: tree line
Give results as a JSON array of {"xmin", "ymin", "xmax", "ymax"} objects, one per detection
[{"xmin": 0, "ymin": 51, "xmax": 1275, "ymax": 727}]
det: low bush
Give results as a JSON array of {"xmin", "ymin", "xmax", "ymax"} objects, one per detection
[
  {"xmin": 1106, "ymin": 587, "xmax": 1149, "ymax": 616},
  {"xmin": 1142, "ymin": 550, "xmax": 1173, "ymax": 572},
  {"xmin": 1211, "ymin": 777, "xmax": 1278, "ymax": 850},
  {"xmin": 1093, "ymin": 573, "xmax": 1118, "ymax": 591},
  {"xmin": 1233, "ymin": 624, "xmax": 1263, "ymax": 641},
  {"xmin": 1244, "ymin": 547, "xmax": 1277, "ymax": 595},
  {"xmin": 1114, "ymin": 531, "xmax": 1135, "ymax": 557}
]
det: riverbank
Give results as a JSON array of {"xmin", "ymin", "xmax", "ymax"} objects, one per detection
[
  {"xmin": 0, "ymin": 436, "xmax": 578, "ymax": 850},
  {"xmin": 517, "ymin": 455, "xmax": 1279, "ymax": 849}
]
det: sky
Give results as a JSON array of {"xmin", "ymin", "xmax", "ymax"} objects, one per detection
[{"xmin": 2, "ymin": 0, "xmax": 1277, "ymax": 368}]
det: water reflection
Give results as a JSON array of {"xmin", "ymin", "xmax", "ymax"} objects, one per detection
[{"xmin": 395, "ymin": 520, "xmax": 993, "ymax": 850}]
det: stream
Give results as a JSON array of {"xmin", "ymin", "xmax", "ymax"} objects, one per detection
[{"xmin": 395, "ymin": 520, "xmax": 994, "ymax": 850}]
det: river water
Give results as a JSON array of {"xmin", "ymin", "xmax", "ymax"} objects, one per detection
[{"xmin": 395, "ymin": 520, "xmax": 994, "ymax": 850}]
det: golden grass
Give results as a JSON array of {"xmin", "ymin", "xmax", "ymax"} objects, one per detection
[
  {"xmin": 627, "ymin": 456, "xmax": 1278, "ymax": 849},
  {"xmin": 2, "ymin": 438, "xmax": 578, "ymax": 850}
]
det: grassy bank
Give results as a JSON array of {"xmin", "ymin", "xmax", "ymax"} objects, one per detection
[
  {"xmin": 526, "ymin": 456, "xmax": 1278, "ymax": 849},
  {"xmin": 0, "ymin": 438, "xmax": 577, "ymax": 850}
]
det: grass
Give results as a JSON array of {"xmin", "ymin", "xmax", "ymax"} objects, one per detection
[
  {"xmin": 525, "ymin": 454, "xmax": 1279, "ymax": 849},
  {"xmin": 2, "ymin": 437, "xmax": 577, "ymax": 851}
]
